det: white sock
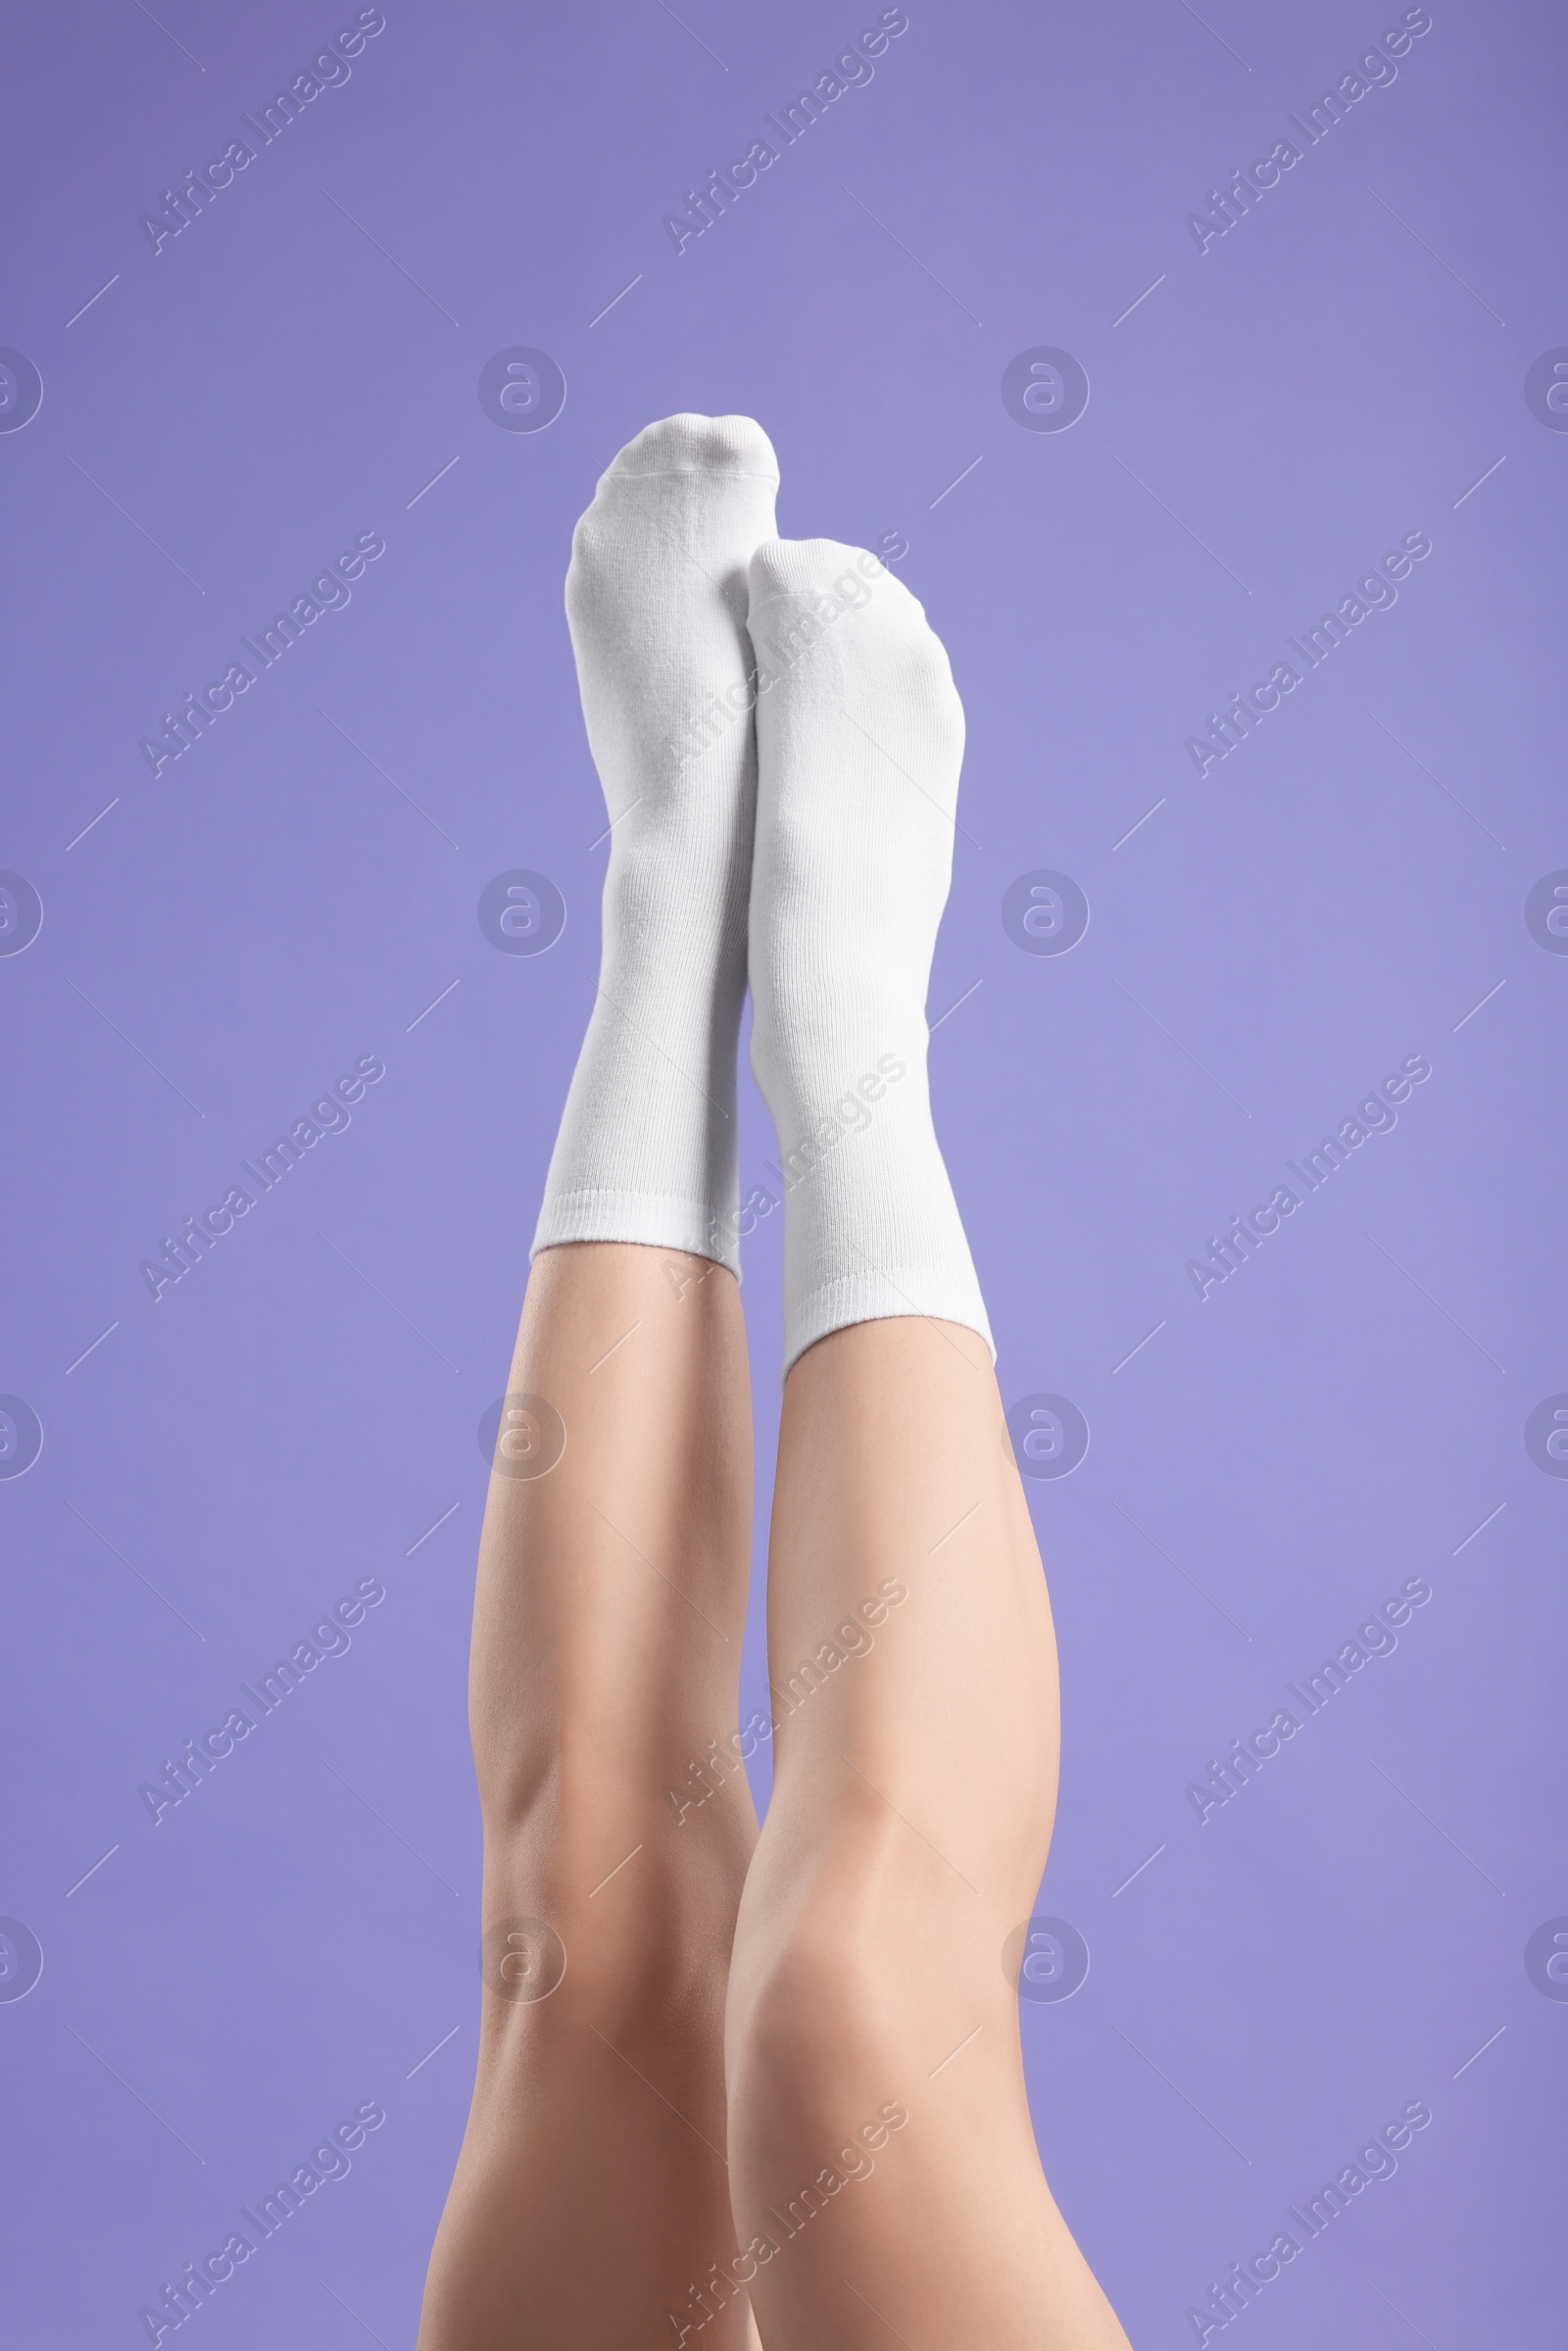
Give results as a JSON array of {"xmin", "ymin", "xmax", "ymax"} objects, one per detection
[
  {"xmin": 745, "ymin": 537, "xmax": 994, "ymax": 1375},
  {"xmin": 531, "ymin": 415, "xmax": 778, "ymax": 1277}
]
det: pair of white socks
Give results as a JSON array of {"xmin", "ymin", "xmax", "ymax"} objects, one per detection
[{"xmin": 530, "ymin": 413, "xmax": 993, "ymax": 1376}]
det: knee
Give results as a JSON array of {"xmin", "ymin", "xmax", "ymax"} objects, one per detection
[
  {"xmin": 479, "ymin": 1848, "xmax": 720, "ymax": 2047},
  {"xmin": 727, "ymin": 1800, "xmax": 1016, "ymax": 2143},
  {"xmin": 726, "ymin": 1921, "xmax": 925, "ymax": 2221},
  {"xmin": 477, "ymin": 1739, "xmax": 750, "ymax": 2038},
  {"xmin": 728, "ymin": 1882, "xmax": 909, "ymax": 2127}
]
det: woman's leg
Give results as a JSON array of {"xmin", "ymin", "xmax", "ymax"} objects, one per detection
[
  {"xmin": 419, "ymin": 414, "xmax": 780, "ymax": 2344},
  {"xmin": 725, "ymin": 1316, "xmax": 1132, "ymax": 2348},
  {"xmin": 722, "ymin": 538, "xmax": 1134, "ymax": 2344},
  {"xmin": 416, "ymin": 1240, "xmax": 761, "ymax": 2348}
]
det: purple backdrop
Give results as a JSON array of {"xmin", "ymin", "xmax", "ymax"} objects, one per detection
[{"xmin": 2, "ymin": 1, "xmax": 1563, "ymax": 2343}]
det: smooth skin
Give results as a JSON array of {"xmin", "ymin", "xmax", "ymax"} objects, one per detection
[
  {"xmin": 728, "ymin": 1314, "xmax": 1132, "ymax": 2350},
  {"xmin": 416, "ymin": 1245, "xmax": 1133, "ymax": 2349},
  {"xmin": 416, "ymin": 1241, "xmax": 761, "ymax": 2350}
]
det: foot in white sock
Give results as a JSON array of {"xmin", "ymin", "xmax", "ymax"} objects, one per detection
[
  {"xmin": 531, "ymin": 414, "xmax": 779, "ymax": 1277},
  {"xmin": 746, "ymin": 537, "xmax": 994, "ymax": 1376}
]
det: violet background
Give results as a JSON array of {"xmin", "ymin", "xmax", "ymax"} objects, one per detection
[{"xmin": 1, "ymin": 0, "xmax": 1564, "ymax": 2342}]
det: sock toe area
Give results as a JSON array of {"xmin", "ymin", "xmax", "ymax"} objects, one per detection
[
  {"xmin": 749, "ymin": 534, "xmax": 866, "ymax": 594},
  {"xmin": 747, "ymin": 536, "xmax": 924, "ymax": 628},
  {"xmin": 605, "ymin": 412, "xmax": 778, "ymax": 481}
]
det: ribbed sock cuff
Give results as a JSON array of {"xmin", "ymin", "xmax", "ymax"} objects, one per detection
[
  {"xmin": 782, "ymin": 1264, "xmax": 995, "ymax": 1381},
  {"xmin": 530, "ymin": 1185, "xmax": 740, "ymax": 1280}
]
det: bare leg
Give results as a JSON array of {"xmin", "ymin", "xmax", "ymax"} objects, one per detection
[
  {"xmin": 416, "ymin": 1241, "xmax": 762, "ymax": 2349},
  {"xmin": 724, "ymin": 1316, "xmax": 1135, "ymax": 2350}
]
